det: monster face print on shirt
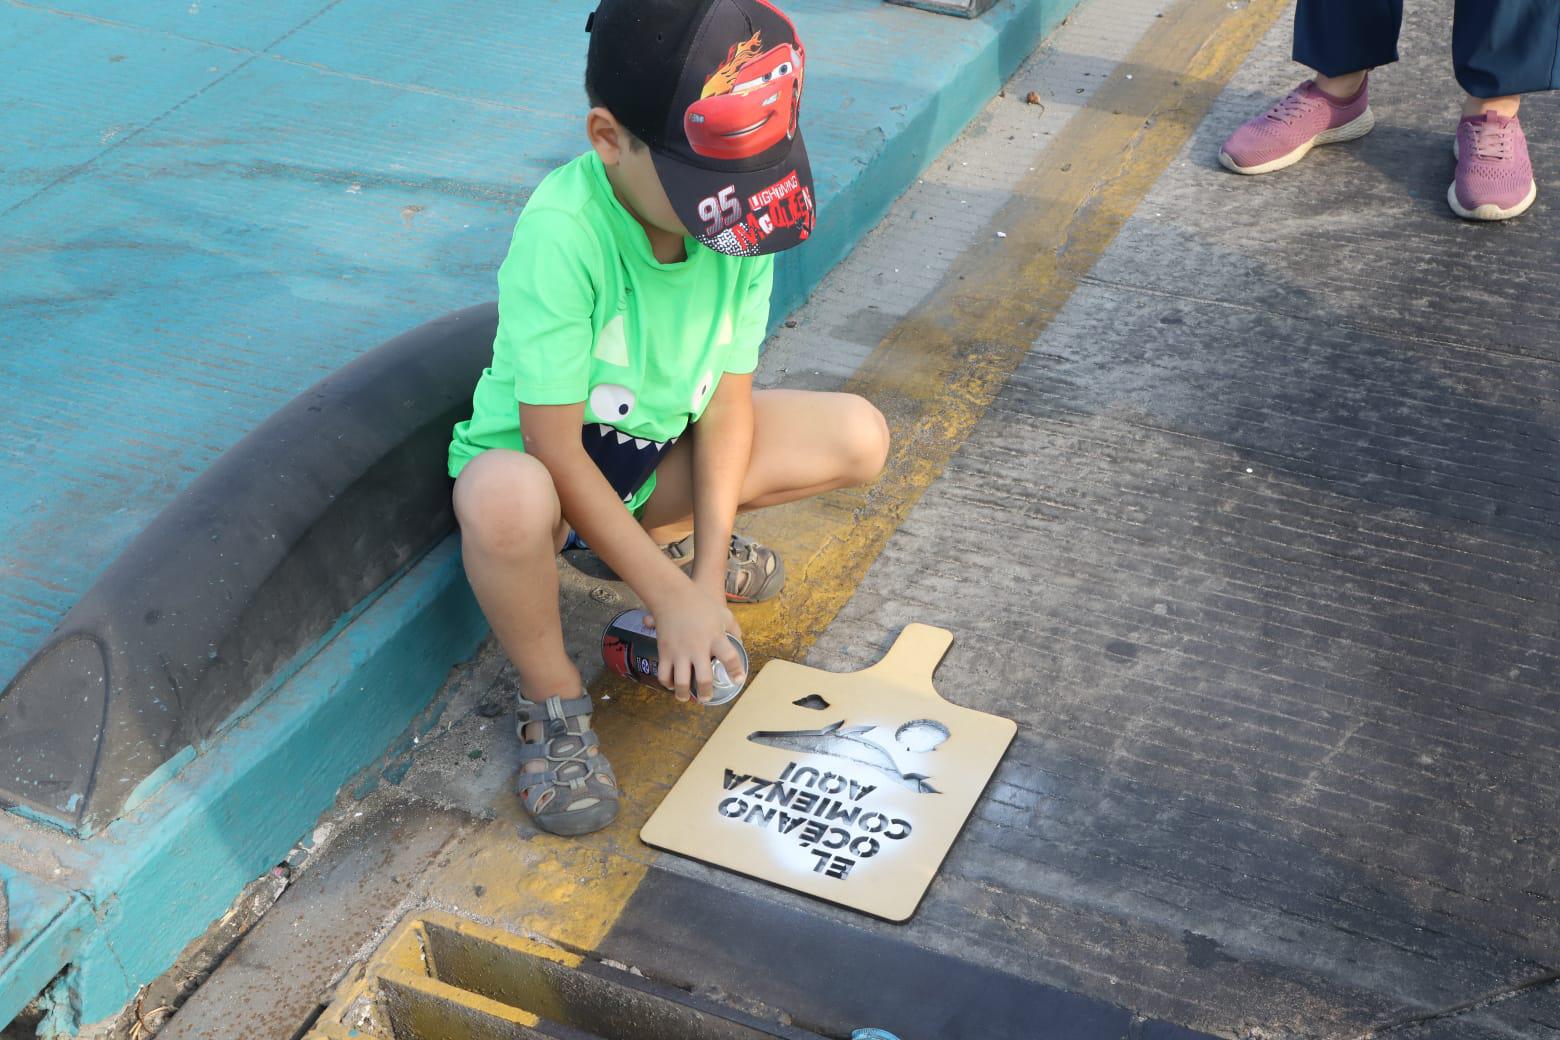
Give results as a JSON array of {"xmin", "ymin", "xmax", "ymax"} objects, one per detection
[
  {"xmin": 581, "ymin": 380, "xmax": 680, "ymax": 504},
  {"xmin": 576, "ymin": 312, "xmax": 704, "ymax": 507}
]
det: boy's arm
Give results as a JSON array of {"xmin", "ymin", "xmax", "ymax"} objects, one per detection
[
  {"xmin": 519, "ymin": 401, "xmax": 686, "ymax": 598},
  {"xmin": 688, "ymin": 373, "xmax": 755, "ymax": 604},
  {"xmin": 520, "ymin": 402, "xmax": 742, "ymax": 700}
]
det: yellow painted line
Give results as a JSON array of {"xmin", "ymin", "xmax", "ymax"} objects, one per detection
[{"xmin": 318, "ymin": 0, "xmax": 1286, "ymax": 1030}]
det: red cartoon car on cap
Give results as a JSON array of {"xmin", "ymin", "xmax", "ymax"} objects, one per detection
[{"xmin": 684, "ymin": 41, "xmax": 802, "ymax": 161}]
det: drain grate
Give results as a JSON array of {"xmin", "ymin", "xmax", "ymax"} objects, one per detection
[{"xmin": 305, "ymin": 911, "xmax": 829, "ymax": 1040}]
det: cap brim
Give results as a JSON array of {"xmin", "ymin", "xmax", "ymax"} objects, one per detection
[{"xmin": 652, "ymin": 130, "xmax": 817, "ymax": 258}]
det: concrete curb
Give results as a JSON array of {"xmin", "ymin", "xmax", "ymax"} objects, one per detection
[
  {"xmin": 773, "ymin": 0, "xmax": 1081, "ymax": 320},
  {"xmin": 3, "ymin": 542, "xmax": 484, "ymax": 1030}
]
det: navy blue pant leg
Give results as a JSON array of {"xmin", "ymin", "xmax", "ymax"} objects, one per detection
[
  {"xmin": 1293, "ymin": 0, "xmax": 1560, "ymax": 97},
  {"xmin": 1293, "ymin": 0, "xmax": 1403, "ymax": 78},
  {"xmin": 1453, "ymin": 1, "xmax": 1560, "ymax": 97}
]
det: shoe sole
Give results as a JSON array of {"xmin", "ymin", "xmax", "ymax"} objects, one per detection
[
  {"xmin": 529, "ymin": 804, "xmax": 620, "ymax": 836},
  {"xmin": 1446, "ymin": 178, "xmax": 1537, "ymax": 221},
  {"xmin": 1219, "ymin": 107, "xmax": 1376, "ymax": 176},
  {"xmin": 1447, "ymin": 136, "xmax": 1537, "ymax": 220}
]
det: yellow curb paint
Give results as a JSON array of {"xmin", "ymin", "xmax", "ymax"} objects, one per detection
[{"xmin": 313, "ymin": 0, "xmax": 1286, "ymax": 1031}]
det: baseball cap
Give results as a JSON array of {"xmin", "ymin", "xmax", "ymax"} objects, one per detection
[{"xmin": 586, "ymin": 0, "xmax": 816, "ymax": 257}]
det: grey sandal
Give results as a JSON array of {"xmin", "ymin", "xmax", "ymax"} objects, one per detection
[
  {"xmin": 515, "ymin": 693, "xmax": 620, "ymax": 836},
  {"xmin": 663, "ymin": 532, "xmax": 785, "ymax": 604}
]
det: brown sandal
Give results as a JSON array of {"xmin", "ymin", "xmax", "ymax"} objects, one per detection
[{"xmin": 662, "ymin": 532, "xmax": 785, "ymax": 603}]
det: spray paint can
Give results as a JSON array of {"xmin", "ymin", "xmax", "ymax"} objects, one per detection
[{"xmin": 600, "ymin": 608, "xmax": 749, "ymax": 705}]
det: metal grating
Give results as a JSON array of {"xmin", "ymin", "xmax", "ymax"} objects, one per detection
[{"xmin": 306, "ymin": 912, "xmax": 829, "ymax": 1040}]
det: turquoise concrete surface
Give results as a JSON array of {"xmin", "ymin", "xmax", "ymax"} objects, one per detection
[{"xmin": 1, "ymin": 0, "xmax": 1078, "ymax": 1029}]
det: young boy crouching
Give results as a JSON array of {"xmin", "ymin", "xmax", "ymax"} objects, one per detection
[{"xmin": 447, "ymin": 0, "xmax": 888, "ymax": 836}]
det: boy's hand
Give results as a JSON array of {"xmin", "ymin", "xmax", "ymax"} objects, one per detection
[{"xmin": 645, "ymin": 585, "xmax": 746, "ymax": 703}]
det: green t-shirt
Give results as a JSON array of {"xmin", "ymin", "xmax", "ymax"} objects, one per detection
[{"xmin": 448, "ymin": 151, "xmax": 774, "ymax": 513}]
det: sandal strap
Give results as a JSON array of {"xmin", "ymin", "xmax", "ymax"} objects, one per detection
[
  {"xmin": 519, "ymin": 766, "xmax": 617, "ymax": 814},
  {"xmin": 517, "ymin": 728, "xmax": 601, "ymax": 762},
  {"xmin": 515, "ymin": 693, "xmax": 594, "ymax": 726},
  {"xmin": 661, "ymin": 534, "xmax": 763, "ymax": 569},
  {"xmin": 661, "ymin": 533, "xmax": 695, "ymax": 565},
  {"xmin": 516, "ymin": 693, "xmax": 601, "ymax": 774},
  {"xmin": 519, "ymin": 760, "xmax": 602, "ymax": 794}
]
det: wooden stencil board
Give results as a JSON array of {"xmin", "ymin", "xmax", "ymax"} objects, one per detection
[{"xmin": 641, "ymin": 625, "xmax": 1016, "ymax": 921}]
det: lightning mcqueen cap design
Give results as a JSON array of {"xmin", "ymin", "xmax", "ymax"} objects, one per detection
[{"xmin": 587, "ymin": 0, "xmax": 816, "ymax": 257}]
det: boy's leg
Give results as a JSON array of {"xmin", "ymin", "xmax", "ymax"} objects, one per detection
[
  {"xmin": 454, "ymin": 449, "xmax": 620, "ymax": 835},
  {"xmin": 636, "ymin": 389, "xmax": 890, "ymax": 539},
  {"xmin": 453, "ymin": 449, "xmax": 576, "ymax": 700}
]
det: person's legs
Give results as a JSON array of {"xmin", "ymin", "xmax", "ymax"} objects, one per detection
[
  {"xmin": 1219, "ymin": 0, "xmax": 1400, "ymax": 175},
  {"xmin": 454, "ymin": 449, "xmax": 619, "ymax": 835},
  {"xmin": 1453, "ymin": 0, "xmax": 1559, "ymax": 104},
  {"xmin": 637, "ymin": 389, "xmax": 890, "ymax": 540},
  {"xmin": 1462, "ymin": 95, "xmax": 1521, "ymax": 118},
  {"xmin": 1293, "ymin": 0, "xmax": 1404, "ymax": 84},
  {"xmin": 1446, "ymin": 0, "xmax": 1548, "ymax": 219},
  {"xmin": 568, "ymin": 390, "xmax": 888, "ymax": 605}
]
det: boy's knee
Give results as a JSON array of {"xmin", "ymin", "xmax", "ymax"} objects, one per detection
[
  {"xmin": 841, "ymin": 395, "xmax": 890, "ymax": 484},
  {"xmin": 453, "ymin": 451, "xmax": 560, "ymax": 559}
]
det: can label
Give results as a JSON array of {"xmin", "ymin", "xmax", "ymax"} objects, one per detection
[{"xmin": 601, "ymin": 608, "xmax": 749, "ymax": 705}]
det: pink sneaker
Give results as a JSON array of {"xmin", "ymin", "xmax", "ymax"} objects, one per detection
[
  {"xmin": 1449, "ymin": 112, "xmax": 1536, "ymax": 221},
  {"xmin": 1219, "ymin": 78, "xmax": 1375, "ymax": 175}
]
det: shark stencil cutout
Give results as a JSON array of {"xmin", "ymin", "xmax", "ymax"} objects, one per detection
[
  {"xmin": 577, "ymin": 308, "xmax": 680, "ymax": 503},
  {"xmin": 748, "ymin": 720, "xmax": 945, "ymax": 793}
]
